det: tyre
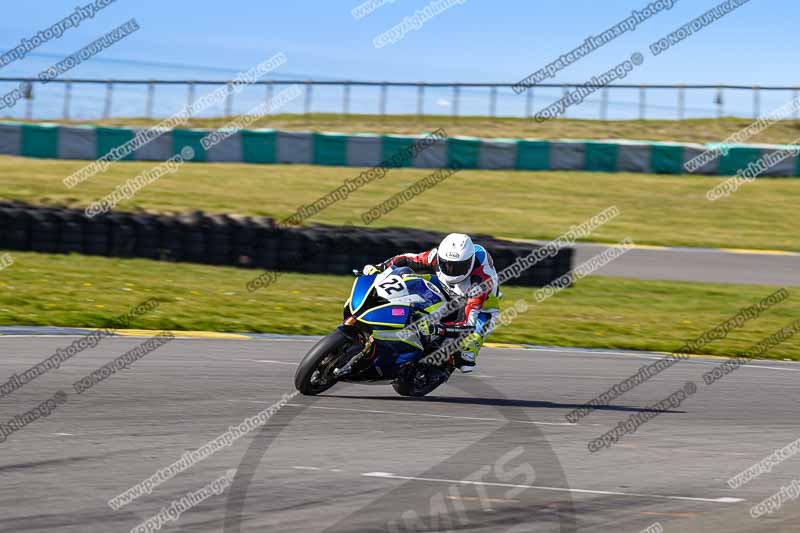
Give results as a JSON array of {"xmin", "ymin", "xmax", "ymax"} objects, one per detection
[
  {"xmin": 294, "ymin": 329, "xmax": 351, "ymax": 395},
  {"xmin": 231, "ymin": 217, "xmax": 256, "ymax": 264},
  {"xmin": 132, "ymin": 215, "xmax": 160, "ymax": 259},
  {"xmin": 392, "ymin": 365, "xmax": 450, "ymax": 397},
  {"xmin": 2, "ymin": 207, "xmax": 30, "ymax": 250},
  {"xmin": 392, "ymin": 380, "xmax": 415, "ymax": 397},
  {"xmin": 56, "ymin": 211, "xmax": 84, "ymax": 254},
  {"xmin": 84, "ymin": 217, "xmax": 109, "ymax": 256},
  {"xmin": 206, "ymin": 215, "xmax": 233, "ymax": 265},
  {"xmin": 157, "ymin": 216, "xmax": 183, "ymax": 261},
  {"xmin": 108, "ymin": 214, "xmax": 136, "ymax": 257},
  {"xmin": 181, "ymin": 221, "xmax": 206, "ymax": 263},
  {"xmin": 29, "ymin": 210, "xmax": 58, "ymax": 254}
]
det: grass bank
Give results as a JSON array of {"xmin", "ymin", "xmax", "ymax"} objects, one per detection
[
  {"xmin": 1, "ymin": 251, "xmax": 797, "ymax": 360},
  {"xmin": 2, "ymin": 156, "xmax": 798, "ymax": 251}
]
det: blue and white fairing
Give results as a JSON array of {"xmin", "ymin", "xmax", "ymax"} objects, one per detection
[
  {"xmin": 348, "ymin": 273, "xmax": 377, "ymax": 316},
  {"xmin": 347, "ymin": 269, "xmax": 446, "ymax": 320},
  {"xmin": 345, "ymin": 269, "xmax": 448, "ymax": 375}
]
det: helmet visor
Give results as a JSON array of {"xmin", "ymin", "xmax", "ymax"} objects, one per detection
[{"xmin": 439, "ymin": 257, "xmax": 473, "ymax": 278}]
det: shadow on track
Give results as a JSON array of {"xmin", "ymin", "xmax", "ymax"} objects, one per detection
[{"xmin": 319, "ymin": 394, "xmax": 686, "ymax": 415}]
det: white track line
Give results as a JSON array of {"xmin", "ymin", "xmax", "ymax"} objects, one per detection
[
  {"xmin": 3, "ymin": 336, "xmax": 797, "ymax": 371},
  {"xmin": 361, "ymin": 472, "xmax": 744, "ymax": 504},
  {"xmin": 513, "ymin": 349, "xmax": 800, "ymax": 372},
  {"xmin": 675, "ymin": 360, "xmax": 800, "ymax": 372},
  {"xmin": 717, "ymin": 362, "xmax": 800, "ymax": 372},
  {"xmin": 3, "ymin": 335, "xmax": 798, "ymax": 367},
  {"xmin": 0, "ymin": 334, "xmax": 88, "ymax": 338},
  {"xmin": 505, "ymin": 347, "xmax": 662, "ymax": 359},
  {"xmin": 243, "ymin": 352, "xmax": 800, "ymax": 374},
  {"xmin": 280, "ymin": 403, "xmax": 578, "ymax": 426}
]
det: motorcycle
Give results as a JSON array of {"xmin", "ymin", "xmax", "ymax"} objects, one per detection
[{"xmin": 294, "ymin": 266, "xmax": 473, "ymax": 397}]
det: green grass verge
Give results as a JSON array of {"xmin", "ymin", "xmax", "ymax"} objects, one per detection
[
  {"xmin": 1, "ymin": 251, "xmax": 798, "ymax": 360},
  {"xmin": 3, "ymin": 156, "xmax": 799, "ymax": 251},
  {"xmin": 16, "ymin": 114, "xmax": 800, "ymax": 145}
]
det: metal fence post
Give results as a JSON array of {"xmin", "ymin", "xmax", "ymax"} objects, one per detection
[
  {"xmin": 453, "ymin": 85, "xmax": 460, "ymax": 118},
  {"xmin": 677, "ymin": 85, "xmax": 685, "ymax": 120},
  {"xmin": 716, "ymin": 86, "xmax": 723, "ymax": 118},
  {"xmin": 379, "ymin": 83, "xmax": 387, "ymax": 116},
  {"xmin": 24, "ymin": 82, "xmax": 33, "ymax": 120},
  {"xmin": 103, "ymin": 81, "xmax": 113, "ymax": 119},
  {"xmin": 639, "ymin": 85, "xmax": 646, "ymax": 119},
  {"xmin": 63, "ymin": 81, "xmax": 72, "ymax": 120},
  {"xmin": 489, "ymin": 86, "xmax": 497, "ymax": 117},
  {"xmin": 794, "ymin": 88, "xmax": 799, "ymax": 120},
  {"xmin": 600, "ymin": 87, "xmax": 609, "ymax": 120},
  {"xmin": 266, "ymin": 82, "xmax": 274, "ymax": 109},
  {"xmin": 525, "ymin": 87, "xmax": 533, "ymax": 119},
  {"xmin": 225, "ymin": 83, "xmax": 234, "ymax": 117},
  {"xmin": 343, "ymin": 82, "xmax": 351, "ymax": 115},
  {"xmin": 562, "ymin": 86, "xmax": 570, "ymax": 117},
  {"xmin": 187, "ymin": 82, "xmax": 195, "ymax": 112},
  {"xmin": 753, "ymin": 86, "xmax": 760, "ymax": 119},
  {"xmin": 417, "ymin": 83, "xmax": 424, "ymax": 117},
  {"xmin": 304, "ymin": 81, "xmax": 312, "ymax": 116},
  {"xmin": 146, "ymin": 81, "xmax": 155, "ymax": 118}
]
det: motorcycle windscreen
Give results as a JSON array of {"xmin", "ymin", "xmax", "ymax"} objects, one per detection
[
  {"xmin": 348, "ymin": 274, "xmax": 377, "ymax": 315},
  {"xmin": 357, "ymin": 304, "xmax": 410, "ymax": 328}
]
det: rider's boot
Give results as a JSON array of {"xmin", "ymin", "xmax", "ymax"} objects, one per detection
[{"xmin": 458, "ymin": 332, "xmax": 483, "ymax": 373}]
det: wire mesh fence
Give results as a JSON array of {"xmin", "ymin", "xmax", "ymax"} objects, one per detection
[{"xmin": 1, "ymin": 77, "xmax": 798, "ymax": 122}]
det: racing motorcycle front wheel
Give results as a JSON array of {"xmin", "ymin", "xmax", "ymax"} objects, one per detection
[{"xmin": 294, "ymin": 329, "xmax": 352, "ymax": 395}]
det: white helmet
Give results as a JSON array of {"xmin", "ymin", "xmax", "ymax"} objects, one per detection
[{"xmin": 436, "ymin": 233, "xmax": 475, "ymax": 285}]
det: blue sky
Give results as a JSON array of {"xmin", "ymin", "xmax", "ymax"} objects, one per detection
[{"xmin": 0, "ymin": 0, "xmax": 796, "ymax": 119}]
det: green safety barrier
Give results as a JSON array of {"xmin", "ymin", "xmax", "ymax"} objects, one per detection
[{"xmin": 3, "ymin": 122, "xmax": 797, "ymax": 177}]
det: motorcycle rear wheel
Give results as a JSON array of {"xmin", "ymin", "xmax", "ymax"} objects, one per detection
[{"xmin": 392, "ymin": 365, "xmax": 450, "ymax": 397}]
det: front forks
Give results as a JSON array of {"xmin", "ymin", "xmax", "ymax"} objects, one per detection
[{"xmin": 333, "ymin": 336, "xmax": 373, "ymax": 379}]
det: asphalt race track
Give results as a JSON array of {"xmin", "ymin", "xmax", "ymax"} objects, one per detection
[
  {"xmin": 1, "ymin": 336, "xmax": 799, "ymax": 532},
  {"xmin": 527, "ymin": 241, "xmax": 800, "ymax": 287}
]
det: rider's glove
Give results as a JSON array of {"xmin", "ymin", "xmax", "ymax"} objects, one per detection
[
  {"xmin": 362, "ymin": 264, "xmax": 380, "ymax": 275},
  {"xmin": 430, "ymin": 323, "xmax": 447, "ymax": 337}
]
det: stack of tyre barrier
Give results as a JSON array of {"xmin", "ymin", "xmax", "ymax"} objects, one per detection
[{"xmin": 0, "ymin": 202, "xmax": 572, "ymax": 287}]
